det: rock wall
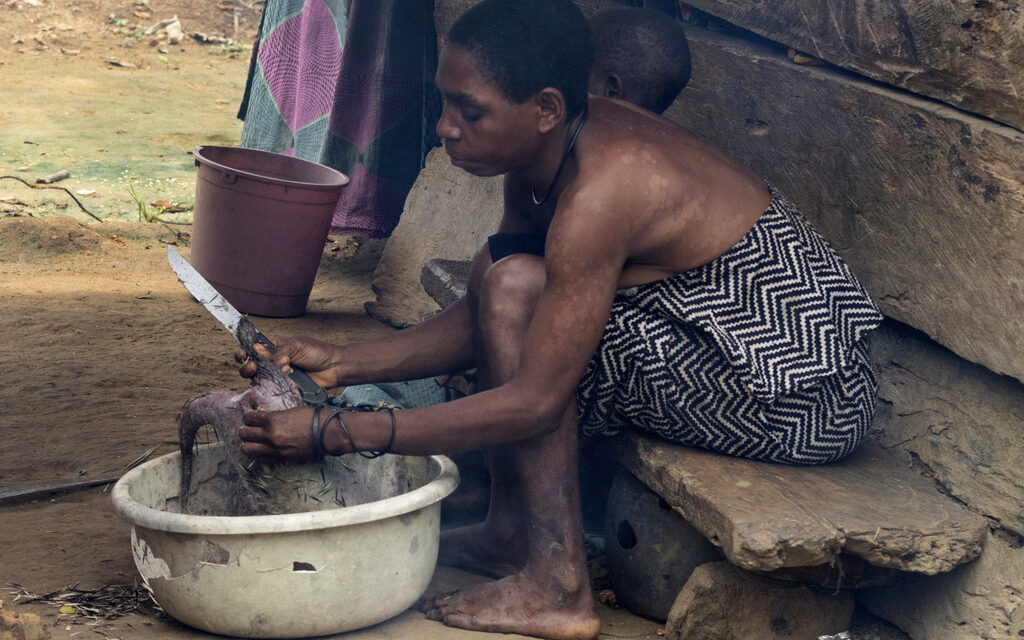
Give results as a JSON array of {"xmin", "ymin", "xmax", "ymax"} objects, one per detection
[
  {"xmin": 869, "ymin": 322, "xmax": 1024, "ymax": 538},
  {"xmin": 680, "ymin": 0, "xmax": 1024, "ymax": 132},
  {"xmin": 664, "ymin": 26, "xmax": 1024, "ymax": 385},
  {"xmin": 862, "ymin": 321, "xmax": 1024, "ymax": 639},
  {"xmin": 859, "ymin": 531, "xmax": 1024, "ymax": 640}
]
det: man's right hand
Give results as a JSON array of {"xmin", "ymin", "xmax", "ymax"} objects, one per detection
[{"xmin": 236, "ymin": 337, "xmax": 342, "ymax": 389}]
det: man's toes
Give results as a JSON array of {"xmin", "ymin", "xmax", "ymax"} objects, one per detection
[
  {"xmin": 442, "ymin": 613, "xmax": 481, "ymax": 631},
  {"xmin": 424, "ymin": 596, "xmax": 456, "ymax": 621},
  {"xmin": 418, "ymin": 590, "xmax": 453, "ymax": 613},
  {"xmin": 424, "ymin": 606, "xmax": 444, "ymax": 622}
]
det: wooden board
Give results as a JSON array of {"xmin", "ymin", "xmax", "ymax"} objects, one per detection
[
  {"xmin": 682, "ymin": 0, "xmax": 1024, "ymax": 131},
  {"xmin": 612, "ymin": 432, "xmax": 988, "ymax": 575},
  {"xmin": 0, "ymin": 471, "xmax": 123, "ymax": 506}
]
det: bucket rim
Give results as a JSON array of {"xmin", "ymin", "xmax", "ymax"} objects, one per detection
[
  {"xmin": 194, "ymin": 145, "xmax": 350, "ymax": 190},
  {"xmin": 111, "ymin": 446, "xmax": 459, "ymax": 535}
]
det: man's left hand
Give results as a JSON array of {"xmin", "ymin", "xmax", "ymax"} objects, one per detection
[{"xmin": 239, "ymin": 406, "xmax": 317, "ymax": 460}]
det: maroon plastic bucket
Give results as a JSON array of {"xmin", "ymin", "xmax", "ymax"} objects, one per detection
[{"xmin": 190, "ymin": 146, "xmax": 349, "ymax": 317}]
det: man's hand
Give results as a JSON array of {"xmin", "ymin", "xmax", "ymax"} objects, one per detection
[
  {"xmin": 236, "ymin": 337, "xmax": 342, "ymax": 388},
  {"xmin": 238, "ymin": 406, "xmax": 318, "ymax": 460}
]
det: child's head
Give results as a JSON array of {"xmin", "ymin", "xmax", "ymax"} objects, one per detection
[{"xmin": 588, "ymin": 8, "xmax": 692, "ymax": 114}]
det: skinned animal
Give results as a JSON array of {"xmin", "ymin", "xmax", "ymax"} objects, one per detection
[{"xmin": 177, "ymin": 317, "xmax": 302, "ymax": 515}]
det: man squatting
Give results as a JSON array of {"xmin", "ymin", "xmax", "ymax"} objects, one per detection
[{"xmin": 237, "ymin": 1, "xmax": 883, "ymax": 639}]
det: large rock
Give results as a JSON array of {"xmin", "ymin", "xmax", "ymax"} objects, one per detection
[
  {"xmin": 665, "ymin": 26, "xmax": 1024, "ymax": 384},
  {"xmin": 680, "ymin": 0, "xmax": 1024, "ymax": 131},
  {"xmin": 603, "ymin": 468, "xmax": 721, "ymax": 621},
  {"xmin": 612, "ymin": 432, "xmax": 987, "ymax": 574},
  {"xmin": 0, "ymin": 610, "xmax": 49, "ymax": 640},
  {"xmin": 868, "ymin": 322, "xmax": 1024, "ymax": 537},
  {"xmin": 666, "ymin": 561, "xmax": 854, "ymax": 640},
  {"xmin": 434, "ymin": 0, "xmax": 479, "ymax": 43},
  {"xmin": 436, "ymin": 0, "xmax": 630, "ymax": 41},
  {"xmin": 367, "ymin": 148, "xmax": 501, "ymax": 327},
  {"xmin": 859, "ymin": 531, "xmax": 1024, "ymax": 640}
]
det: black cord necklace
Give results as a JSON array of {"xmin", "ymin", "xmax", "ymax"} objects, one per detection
[{"xmin": 531, "ymin": 109, "xmax": 588, "ymax": 206}]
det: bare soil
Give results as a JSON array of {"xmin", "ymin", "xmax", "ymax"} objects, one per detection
[
  {"xmin": 1, "ymin": 0, "xmax": 258, "ymax": 222},
  {"xmin": 0, "ymin": 2, "xmax": 438, "ymax": 635}
]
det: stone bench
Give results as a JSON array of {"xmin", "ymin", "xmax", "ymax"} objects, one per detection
[
  {"xmin": 613, "ymin": 431, "xmax": 987, "ymax": 578},
  {"xmin": 420, "ymin": 257, "xmax": 988, "ymax": 637}
]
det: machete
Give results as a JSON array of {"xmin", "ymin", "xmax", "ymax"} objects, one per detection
[{"xmin": 166, "ymin": 245, "xmax": 330, "ymax": 407}]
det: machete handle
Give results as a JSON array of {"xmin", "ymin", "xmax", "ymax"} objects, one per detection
[{"xmin": 251, "ymin": 331, "xmax": 331, "ymax": 407}]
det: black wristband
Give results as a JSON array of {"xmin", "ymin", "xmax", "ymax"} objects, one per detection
[
  {"xmin": 318, "ymin": 407, "xmax": 333, "ymax": 456},
  {"xmin": 310, "ymin": 405, "xmax": 325, "ymax": 461}
]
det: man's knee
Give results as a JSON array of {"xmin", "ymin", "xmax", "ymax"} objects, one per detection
[{"xmin": 478, "ymin": 253, "xmax": 546, "ymax": 322}]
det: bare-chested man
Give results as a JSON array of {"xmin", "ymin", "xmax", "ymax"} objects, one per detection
[{"xmin": 237, "ymin": 1, "xmax": 882, "ymax": 638}]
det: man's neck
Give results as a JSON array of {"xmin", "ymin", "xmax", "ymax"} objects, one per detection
[{"xmin": 523, "ymin": 110, "xmax": 588, "ymax": 207}]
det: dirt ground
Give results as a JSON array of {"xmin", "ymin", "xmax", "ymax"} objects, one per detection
[{"xmin": 0, "ymin": 0, "xmax": 256, "ymax": 222}]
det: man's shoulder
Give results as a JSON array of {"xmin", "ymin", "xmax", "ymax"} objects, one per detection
[{"xmin": 582, "ymin": 109, "xmax": 691, "ymax": 175}]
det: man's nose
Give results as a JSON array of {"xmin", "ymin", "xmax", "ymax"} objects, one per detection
[{"xmin": 436, "ymin": 104, "xmax": 461, "ymax": 140}]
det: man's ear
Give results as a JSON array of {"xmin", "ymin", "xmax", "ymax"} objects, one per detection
[
  {"xmin": 602, "ymin": 74, "xmax": 622, "ymax": 100},
  {"xmin": 535, "ymin": 87, "xmax": 567, "ymax": 134}
]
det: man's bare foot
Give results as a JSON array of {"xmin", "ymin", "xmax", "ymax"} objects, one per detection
[
  {"xmin": 437, "ymin": 522, "xmax": 527, "ymax": 577},
  {"xmin": 424, "ymin": 570, "xmax": 600, "ymax": 640}
]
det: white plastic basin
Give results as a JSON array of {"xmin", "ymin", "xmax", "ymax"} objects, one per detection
[{"xmin": 111, "ymin": 444, "xmax": 459, "ymax": 638}]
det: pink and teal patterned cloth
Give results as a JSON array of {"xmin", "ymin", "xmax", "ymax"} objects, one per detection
[{"xmin": 238, "ymin": 0, "xmax": 440, "ymax": 237}]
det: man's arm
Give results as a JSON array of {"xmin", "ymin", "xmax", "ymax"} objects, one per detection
[
  {"xmin": 322, "ymin": 183, "xmax": 633, "ymax": 455},
  {"xmin": 241, "ymin": 180, "xmax": 635, "ymax": 458},
  {"xmin": 328, "ymin": 177, "xmax": 544, "ymax": 386},
  {"xmin": 333, "ymin": 294, "xmax": 478, "ymax": 384},
  {"xmin": 251, "ymin": 284, "xmax": 478, "ymax": 389}
]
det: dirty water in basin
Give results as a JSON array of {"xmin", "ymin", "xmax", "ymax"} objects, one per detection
[{"xmin": 170, "ymin": 443, "xmax": 426, "ymax": 517}]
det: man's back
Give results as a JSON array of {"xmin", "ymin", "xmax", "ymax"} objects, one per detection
[{"xmin": 507, "ymin": 96, "xmax": 771, "ymax": 289}]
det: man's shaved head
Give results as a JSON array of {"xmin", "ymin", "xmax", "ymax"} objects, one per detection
[{"xmin": 446, "ymin": 0, "xmax": 594, "ymax": 118}]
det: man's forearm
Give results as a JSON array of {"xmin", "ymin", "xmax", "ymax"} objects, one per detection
[{"xmin": 333, "ymin": 296, "xmax": 476, "ymax": 385}]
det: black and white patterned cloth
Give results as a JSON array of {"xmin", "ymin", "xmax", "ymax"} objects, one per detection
[{"xmin": 576, "ymin": 184, "xmax": 884, "ymax": 465}]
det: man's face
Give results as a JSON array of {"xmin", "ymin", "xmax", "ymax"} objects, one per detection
[{"xmin": 434, "ymin": 45, "xmax": 538, "ymax": 177}]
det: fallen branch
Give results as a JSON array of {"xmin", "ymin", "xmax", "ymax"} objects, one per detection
[{"xmin": 0, "ymin": 175, "xmax": 102, "ymax": 222}]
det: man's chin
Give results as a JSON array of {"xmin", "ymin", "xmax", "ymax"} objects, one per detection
[{"xmin": 448, "ymin": 156, "xmax": 501, "ymax": 177}]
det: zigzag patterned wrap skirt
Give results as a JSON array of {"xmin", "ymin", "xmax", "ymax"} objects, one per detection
[{"xmin": 576, "ymin": 185, "xmax": 883, "ymax": 465}]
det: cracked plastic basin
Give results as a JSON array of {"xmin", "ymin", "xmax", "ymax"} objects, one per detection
[{"xmin": 111, "ymin": 444, "xmax": 459, "ymax": 638}]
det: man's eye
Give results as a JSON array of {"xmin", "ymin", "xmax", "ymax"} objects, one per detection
[{"xmin": 462, "ymin": 109, "xmax": 483, "ymax": 123}]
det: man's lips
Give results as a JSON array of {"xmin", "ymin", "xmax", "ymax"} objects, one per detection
[
  {"xmin": 444, "ymin": 143, "xmax": 468, "ymax": 163},
  {"xmin": 446, "ymin": 152, "xmax": 470, "ymax": 167}
]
